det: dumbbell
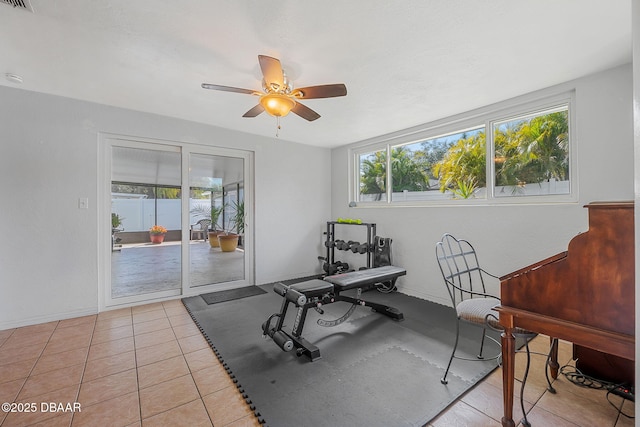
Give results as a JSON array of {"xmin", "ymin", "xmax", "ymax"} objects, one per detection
[
  {"xmin": 348, "ymin": 241, "xmax": 361, "ymax": 253},
  {"xmin": 323, "ymin": 261, "xmax": 349, "ymax": 275},
  {"xmin": 350, "ymin": 242, "xmax": 370, "ymax": 254},
  {"xmin": 336, "ymin": 261, "xmax": 349, "ymax": 271},
  {"xmin": 336, "ymin": 240, "xmax": 353, "ymax": 251}
]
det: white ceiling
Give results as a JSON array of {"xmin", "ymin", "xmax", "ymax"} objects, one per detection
[{"xmin": 0, "ymin": 0, "xmax": 632, "ymax": 148}]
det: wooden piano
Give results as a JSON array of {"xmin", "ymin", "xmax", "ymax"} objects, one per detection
[{"xmin": 496, "ymin": 201, "xmax": 635, "ymax": 427}]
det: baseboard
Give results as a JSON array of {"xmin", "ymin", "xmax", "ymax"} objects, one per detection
[
  {"xmin": 398, "ymin": 285, "xmax": 451, "ymax": 307},
  {"xmin": 0, "ymin": 307, "xmax": 98, "ymax": 330}
]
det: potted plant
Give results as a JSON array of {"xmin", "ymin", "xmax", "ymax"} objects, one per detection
[
  {"xmin": 217, "ymin": 232, "xmax": 239, "ymax": 252},
  {"xmin": 112, "ymin": 213, "xmax": 124, "ymax": 230},
  {"xmin": 111, "ymin": 213, "xmax": 124, "ymax": 251},
  {"xmin": 218, "ymin": 200, "xmax": 244, "ymax": 252},
  {"xmin": 149, "ymin": 225, "xmax": 167, "ymax": 244},
  {"xmin": 232, "ymin": 200, "xmax": 245, "ymax": 246},
  {"xmin": 207, "ymin": 204, "xmax": 226, "ymax": 247},
  {"xmin": 191, "ymin": 204, "xmax": 225, "ymax": 248}
]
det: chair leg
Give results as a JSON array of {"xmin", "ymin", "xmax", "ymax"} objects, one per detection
[
  {"xmin": 477, "ymin": 327, "xmax": 487, "ymax": 359},
  {"xmin": 441, "ymin": 318, "xmax": 461, "ymax": 385}
]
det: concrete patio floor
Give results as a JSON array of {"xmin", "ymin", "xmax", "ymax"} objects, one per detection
[{"xmin": 111, "ymin": 239, "xmax": 244, "ymax": 298}]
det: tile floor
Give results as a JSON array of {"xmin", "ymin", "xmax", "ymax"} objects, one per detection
[{"xmin": 0, "ymin": 298, "xmax": 635, "ymax": 427}]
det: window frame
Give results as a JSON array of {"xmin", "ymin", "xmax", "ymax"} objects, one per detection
[{"xmin": 350, "ymin": 91, "xmax": 577, "ymax": 207}]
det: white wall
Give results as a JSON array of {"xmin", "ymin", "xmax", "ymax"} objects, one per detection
[
  {"xmin": 0, "ymin": 87, "xmax": 331, "ymax": 328},
  {"xmin": 331, "ymin": 64, "xmax": 635, "ymax": 305}
]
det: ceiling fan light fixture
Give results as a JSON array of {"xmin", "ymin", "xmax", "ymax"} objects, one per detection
[{"xmin": 260, "ymin": 93, "xmax": 296, "ymax": 117}]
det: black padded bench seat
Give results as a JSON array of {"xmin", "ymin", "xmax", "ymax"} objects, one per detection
[
  {"xmin": 324, "ymin": 265, "xmax": 407, "ymax": 291},
  {"xmin": 289, "ymin": 280, "xmax": 334, "ymax": 297},
  {"xmin": 262, "ymin": 265, "xmax": 407, "ymax": 361}
]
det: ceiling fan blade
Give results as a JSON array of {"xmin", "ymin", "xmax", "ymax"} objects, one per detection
[
  {"xmin": 201, "ymin": 83, "xmax": 256, "ymax": 95},
  {"xmin": 242, "ymin": 104, "xmax": 265, "ymax": 118},
  {"xmin": 292, "ymin": 83, "xmax": 347, "ymax": 99},
  {"xmin": 291, "ymin": 102, "xmax": 321, "ymax": 121},
  {"xmin": 258, "ymin": 55, "xmax": 284, "ymax": 90}
]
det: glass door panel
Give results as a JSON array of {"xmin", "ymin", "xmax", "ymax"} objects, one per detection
[
  {"xmin": 110, "ymin": 145, "xmax": 182, "ymax": 302},
  {"xmin": 189, "ymin": 153, "xmax": 245, "ymax": 287}
]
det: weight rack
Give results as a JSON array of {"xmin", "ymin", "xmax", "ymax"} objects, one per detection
[{"xmin": 324, "ymin": 221, "xmax": 376, "ymax": 274}]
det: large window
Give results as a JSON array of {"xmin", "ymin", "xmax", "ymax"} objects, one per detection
[
  {"xmin": 353, "ymin": 94, "xmax": 573, "ymax": 204},
  {"xmin": 359, "ymin": 148, "xmax": 388, "ymax": 202},
  {"xmin": 493, "ymin": 107, "xmax": 569, "ymax": 197}
]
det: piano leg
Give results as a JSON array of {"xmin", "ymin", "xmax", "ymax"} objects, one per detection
[
  {"xmin": 501, "ymin": 328, "xmax": 516, "ymax": 427},
  {"xmin": 548, "ymin": 337, "xmax": 559, "ymax": 379}
]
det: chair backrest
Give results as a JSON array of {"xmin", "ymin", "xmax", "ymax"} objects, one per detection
[
  {"xmin": 436, "ymin": 233, "xmax": 489, "ymax": 306},
  {"xmin": 197, "ymin": 219, "xmax": 211, "ymax": 230}
]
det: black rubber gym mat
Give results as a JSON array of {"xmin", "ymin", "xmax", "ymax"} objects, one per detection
[
  {"xmin": 200, "ymin": 285, "xmax": 267, "ymax": 305},
  {"xmin": 183, "ymin": 286, "xmax": 503, "ymax": 427}
]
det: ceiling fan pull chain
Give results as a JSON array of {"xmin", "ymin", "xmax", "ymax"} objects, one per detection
[{"xmin": 276, "ymin": 116, "xmax": 281, "ymax": 138}]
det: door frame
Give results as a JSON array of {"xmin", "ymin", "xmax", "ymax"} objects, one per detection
[{"xmin": 98, "ymin": 133, "xmax": 254, "ymax": 310}]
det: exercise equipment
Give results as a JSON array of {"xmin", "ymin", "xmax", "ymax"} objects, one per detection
[
  {"xmin": 324, "ymin": 240, "xmax": 336, "ymax": 248},
  {"xmin": 323, "ymin": 221, "xmax": 377, "ymax": 271},
  {"xmin": 336, "ymin": 218, "xmax": 362, "ymax": 224},
  {"xmin": 335, "ymin": 240, "xmax": 355, "ymax": 251},
  {"xmin": 321, "ymin": 221, "xmax": 395, "ymax": 294},
  {"xmin": 372, "ymin": 236, "xmax": 396, "ymax": 292},
  {"xmin": 261, "ymin": 265, "xmax": 406, "ymax": 361},
  {"xmin": 351, "ymin": 242, "xmax": 369, "ymax": 254},
  {"xmin": 348, "ymin": 241, "xmax": 361, "ymax": 252},
  {"xmin": 321, "ymin": 260, "xmax": 350, "ymax": 275}
]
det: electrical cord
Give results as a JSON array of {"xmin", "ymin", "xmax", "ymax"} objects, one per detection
[{"xmin": 559, "ymin": 363, "xmax": 634, "ymax": 420}]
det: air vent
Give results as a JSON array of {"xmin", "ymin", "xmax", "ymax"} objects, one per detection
[{"xmin": 1, "ymin": 0, "xmax": 34, "ymax": 12}]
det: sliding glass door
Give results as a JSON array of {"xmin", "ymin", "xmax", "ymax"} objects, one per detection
[
  {"xmin": 188, "ymin": 153, "xmax": 245, "ymax": 287},
  {"xmin": 101, "ymin": 135, "xmax": 252, "ymax": 308}
]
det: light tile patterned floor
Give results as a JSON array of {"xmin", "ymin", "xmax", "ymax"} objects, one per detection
[
  {"xmin": 0, "ymin": 299, "xmax": 635, "ymax": 426},
  {"xmin": 0, "ymin": 300, "xmax": 260, "ymax": 427}
]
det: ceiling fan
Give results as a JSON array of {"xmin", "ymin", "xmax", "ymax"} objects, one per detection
[{"xmin": 201, "ymin": 55, "xmax": 347, "ymax": 122}]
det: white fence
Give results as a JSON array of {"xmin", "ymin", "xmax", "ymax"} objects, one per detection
[
  {"xmin": 112, "ymin": 199, "xmax": 211, "ymax": 232},
  {"xmin": 360, "ymin": 180, "xmax": 569, "ymax": 202}
]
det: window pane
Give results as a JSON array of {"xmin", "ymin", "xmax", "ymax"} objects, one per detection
[
  {"xmin": 111, "ymin": 183, "xmax": 181, "ymax": 232},
  {"xmin": 493, "ymin": 107, "xmax": 569, "ymax": 197},
  {"xmin": 395, "ymin": 127, "xmax": 485, "ymax": 201},
  {"xmin": 358, "ymin": 150, "xmax": 387, "ymax": 202}
]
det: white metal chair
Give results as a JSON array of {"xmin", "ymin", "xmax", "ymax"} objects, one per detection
[
  {"xmin": 436, "ymin": 233, "xmax": 551, "ymax": 427},
  {"xmin": 436, "ymin": 233, "xmax": 507, "ymax": 384},
  {"xmin": 190, "ymin": 219, "xmax": 211, "ymax": 241}
]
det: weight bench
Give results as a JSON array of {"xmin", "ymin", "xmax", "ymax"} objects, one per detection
[{"xmin": 261, "ymin": 265, "xmax": 407, "ymax": 361}]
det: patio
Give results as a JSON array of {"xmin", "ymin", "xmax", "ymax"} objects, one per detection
[{"xmin": 111, "ymin": 240, "xmax": 244, "ymax": 298}]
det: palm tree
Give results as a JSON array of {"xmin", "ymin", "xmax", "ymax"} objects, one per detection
[
  {"xmin": 495, "ymin": 111, "xmax": 569, "ymax": 188},
  {"xmin": 432, "ymin": 131, "xmax": 486, "ymax": 196},
  {"xmin": 359, "ymin": 148, "xmax": 430, "ymax": 199},
  {"xmin": 359, "ymin": 151, "xmax": 387, "ymax": 200},
  {"xmin": 390, "ymin": 147, "xmax": 428, "ymax": 192}
]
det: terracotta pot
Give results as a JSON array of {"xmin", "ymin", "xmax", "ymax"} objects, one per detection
[
  {"xmin": 218, "ymin": 234, "xmax": 239, "ymax": 252},
  {"xmin": 208, "ymin": 231, "xmax": 222, "ymax": 248},
  {"xmin": 149, "ymin": 233, "xmax": 165, "ymax": 244}
]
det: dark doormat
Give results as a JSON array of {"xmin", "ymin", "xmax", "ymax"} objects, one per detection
[
  {"xmin": 184, "ymin": 284, "xmax": 507, "ymax": 427},
  {"xmin": 200, "ymin": 285, "xmax": 267, "ymax": 305}
]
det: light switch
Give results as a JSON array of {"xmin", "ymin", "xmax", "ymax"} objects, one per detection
[{"xmin": 78, "ymin": 198, "xmax": 89, "ymax": 209}]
